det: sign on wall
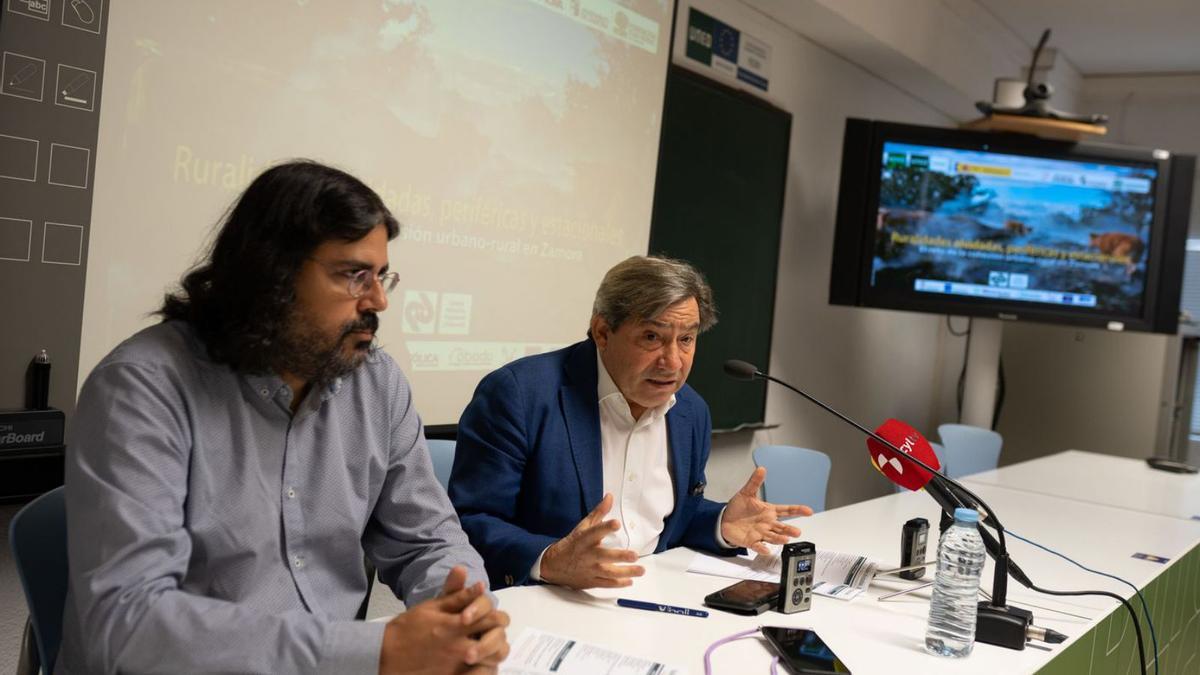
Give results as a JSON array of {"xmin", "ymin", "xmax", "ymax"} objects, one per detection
[
  {"xmin": 0, "ymin": 0, "xmax": 108, "ymax": 416},
  {"xmin": 684, "ymin": 7, "xmax": 771, "ymax": 92}
]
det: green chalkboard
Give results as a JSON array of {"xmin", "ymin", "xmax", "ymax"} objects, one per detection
[{"xmin": 649, "ymin": 66, "xmax": 791, "ymax": 431}]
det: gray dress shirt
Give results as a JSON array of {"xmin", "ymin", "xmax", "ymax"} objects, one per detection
[{"xmin": 56, "ymin": 321, "xmax": 486, "ymax": 674}]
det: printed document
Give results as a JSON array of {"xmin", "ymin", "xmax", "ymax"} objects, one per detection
[
  {"xmin": 688, "ymin": 547, "xmax": 878, "ymax": 600},
  {"xmin": 501, "ymin": 628, "xmax": 688, "ymax": 675}
]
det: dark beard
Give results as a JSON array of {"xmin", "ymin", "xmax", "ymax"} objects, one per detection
[{"xmin": 272, "ymin": 311, "xmax": 379, "ymax": 387}]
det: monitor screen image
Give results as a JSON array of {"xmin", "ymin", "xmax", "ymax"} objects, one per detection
[
  {"xmin": 871, "ymin": 142, "xmax": 1158, "ymax": 317},
  {"xmin": 829, "ymin": 118, "xmax": 1195, "ymax": 334}
]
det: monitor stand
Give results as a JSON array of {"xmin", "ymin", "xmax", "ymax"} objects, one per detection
[
  {"xmin": 1146, "ymin": 457, "xmax": 1200, "ymax": 474},
  {"xmin": 960, "ymin": 319, "xmax": 1003, "ymax": 429}
]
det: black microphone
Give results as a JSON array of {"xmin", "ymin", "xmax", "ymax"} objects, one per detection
[
  {"xmin": 723, "ymin": 359, "xmax": 759, "ymax": 381},
  {"xmin": 724, "ymin": 358, "xmax": 1035, "ymax": 650},
  {"xmin": 721, "ymin": 360, "xmax": 989, "ymax": 534},
  {"xmin": 721, "ymin": 361, "xmax": 953, "ymax": 490}
]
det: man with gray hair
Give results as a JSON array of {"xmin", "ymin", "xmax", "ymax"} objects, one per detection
[{"xmin": 449, "ymin": 255, "xmax": 812, "ymax": 590}]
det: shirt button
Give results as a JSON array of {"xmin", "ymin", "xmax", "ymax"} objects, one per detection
[
  {"xmin": 293, "ymin": 556, "xmax": 305, "ymax": 569},
  {"xmin": 286, "ymin": 487, "xmax": 296, "ymax": 499},
  {"xmin": 629, "ymin": 473, "xmax": 637, "ymax": 482}
]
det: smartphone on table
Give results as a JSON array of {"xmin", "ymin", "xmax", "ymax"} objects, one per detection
[
  {"xmin": 761, "ymin": 626, "xmax": 851, "ymax": 674},
  {"xmin": 703, "ymin": 580, "xmax": 780, "ymax": 615}
]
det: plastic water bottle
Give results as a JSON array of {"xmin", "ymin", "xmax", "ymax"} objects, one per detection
[{"xmin": 925, "ymin": 507, "xmax": 986, "ymax": 658}]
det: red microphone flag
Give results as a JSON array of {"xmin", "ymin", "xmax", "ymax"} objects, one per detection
[{"xmin": 867, "ymin": 418, "xmax": 940, "ymax": 491}]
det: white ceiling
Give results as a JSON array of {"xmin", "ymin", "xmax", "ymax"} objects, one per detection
[{"xmin": 977, "ymin": 0, "xmax": 1200, "ymax": 75}]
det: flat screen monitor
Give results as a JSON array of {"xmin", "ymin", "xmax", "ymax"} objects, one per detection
[{"xmin": 830, "ymin": 119, "xmax": 1195, "ymax": 333}]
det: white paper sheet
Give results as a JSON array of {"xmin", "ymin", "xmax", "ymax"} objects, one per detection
[
  {"xmin": 501, "ymin": 628, "xmax": 689, "ymax": 675},
  {"xmin": 687, "ymin": 547, "xmax": 878, "ymax": 601}
]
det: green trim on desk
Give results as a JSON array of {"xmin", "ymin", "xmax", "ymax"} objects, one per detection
[{"xmin": 1038, "ymin": 540, "xmax": 1200, "ymax": 674}]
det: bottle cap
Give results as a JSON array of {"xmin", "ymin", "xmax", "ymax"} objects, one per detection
[
  {"xmin": 953, "ymin": 507, "xmax": 979, "ymax": 523},
  {"xmin": 35, "ymin": 349, "xmax": 50, "ymax": 364}
]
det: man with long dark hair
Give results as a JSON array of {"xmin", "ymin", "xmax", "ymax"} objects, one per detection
[{"xmin": 58, "ymin": 161, "xmax": 508, "ymax": 674}]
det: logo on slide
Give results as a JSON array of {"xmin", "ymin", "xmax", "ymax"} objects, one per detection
[
  {"xmin": 437, "ymin": 293, "xmax": 472, "ymax": 335},
  {"xmin": 402, "ymin": 291, "xmax": 474, "ymax": 335},
  {"xmin": 403, "ymin": 291, "xmax": 437, "ymax": 334}
]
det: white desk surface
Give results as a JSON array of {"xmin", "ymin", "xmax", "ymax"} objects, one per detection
[
  {"xmin": 495, "ymin": 481, "xmax": 1200, "ymax": 675},
  {"xmin": 962, "ymin": 449, "xmax": 1200, "ymax": 521}
]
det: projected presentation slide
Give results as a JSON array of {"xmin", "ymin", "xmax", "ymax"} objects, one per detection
[
  {"xmin": 870, "ymin": 142, "xmax": 1158, "ymax": 316},
  {"xmin": 84, "ymin": 0, "xmax": 671, "ymax": 423}
]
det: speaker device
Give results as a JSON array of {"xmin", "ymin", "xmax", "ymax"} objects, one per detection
[{"xmin": 0, "ymin": 408, "xmax": 65, "ymax": 503}]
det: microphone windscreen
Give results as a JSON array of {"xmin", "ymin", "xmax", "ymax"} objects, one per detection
[
  {"xmin": 867, "ymin": 419, "xmax": 940, "ymax": 491},
  {"xmin": 723, "ymin": 359, "xmax": 759, "ymax": 380}
]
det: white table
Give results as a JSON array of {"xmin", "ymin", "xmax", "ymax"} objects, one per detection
[
  {"xmin": 962, "ymin": 449, "xmax": 1200, "ymax": 521},
  {"xmin": 495, "ymin": 478, "xmax": 1200, "ymax": 674}
]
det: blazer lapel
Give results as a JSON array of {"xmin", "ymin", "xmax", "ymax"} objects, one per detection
[
  {"xmin": 561, "ymin": 342, "xmax": 603, "ymax": 514},
  {"xmin": 666, "ymin": 400, "xmax": 693, "ymax": 513}
]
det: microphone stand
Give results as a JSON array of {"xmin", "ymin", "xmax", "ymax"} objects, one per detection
[
  {"xmin": 934, "ymin": 480, "xmax": 1033, "ymax": 649},
  {"xmin": 734, "ymin": 364, "xmax": 1035, "ymax": 650}
]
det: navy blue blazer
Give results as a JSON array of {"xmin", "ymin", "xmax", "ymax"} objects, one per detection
[{"xmin": 449, "ymin": 338, "xmax": 732, "ymax": 589}]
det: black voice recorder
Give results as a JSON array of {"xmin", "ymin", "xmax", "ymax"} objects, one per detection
[
  {"xmin": 900, "ymin": 517, "xmax": 929, "ymax": 580},
  {"xmin": 778, "ymin": 541, "xmax": 816, "ymax": 614}
]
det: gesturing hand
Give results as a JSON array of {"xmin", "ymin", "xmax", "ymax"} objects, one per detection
[
  {"xmin": 378, "ymin": 566, "xmax": 510, "ymax": 674},
  {"xmin": 539, "ymin": 493, "xmax": 645, "ymax": 590},
  {"xmin": 720, "ymin": 467, "xmax": 814, "ymax": 556}
]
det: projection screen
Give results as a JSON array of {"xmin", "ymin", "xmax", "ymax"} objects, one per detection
[{"xmin": 80, "ymin": 0, "xmax": 671, "ymax": 425}]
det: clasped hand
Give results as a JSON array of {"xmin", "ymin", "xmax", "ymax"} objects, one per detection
[{"xmin": 379, "ymin": 566, "xmax": 510, "ymax": 674}]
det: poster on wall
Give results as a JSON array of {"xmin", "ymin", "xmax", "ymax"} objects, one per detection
[
  {"xmin": 684, "ymin": 7, "xmax": 770, "ymax": 92},
  {"xmin": 0, "ymin": 0, "xmax": 107, "ymax": 417}
]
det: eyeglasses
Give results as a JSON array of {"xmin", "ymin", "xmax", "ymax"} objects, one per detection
[{"xmin": 345, "ymin": 268, "xmax": 401, "ymax": 298}]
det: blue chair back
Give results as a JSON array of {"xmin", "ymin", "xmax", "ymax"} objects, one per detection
[
  {"xmin": 752, "ymin": 446, "xmax": 832, "ymax": 513},
  {"xmin": 937, "ymin": 424, "xmax": 1003, "ymax": 479},
  {"xmin": 893, "ymin": 441, "xmax": 947, "ymax": 493},
  {"xmin": 10, "ymin": 486, "xmax": 67, "ymax": 675},
  {"xmin": 427, "ymin": 439, "xmax": 456, "ymax": 491}
]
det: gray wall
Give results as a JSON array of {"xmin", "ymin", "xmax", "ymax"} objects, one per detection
[
  {"xmin": 996, "ymin": 74, "xmax": 1200, "ymax": 464},
  {"xmin": 3, "ymin": 0, "xmax": 1190, "ymax": 499},
  {"xmin": 997, "ymin": 326, "xmax": 1170, "ymax": 463},
  {"xmin": 680, "ymin": 0, "xmax": 1195, "ymax": 506},
  {"xmin": 0, "ymin": 1, "xmax": 109, "ymax": 418},
  {"xmin": 672, "ymin": 0, "xmax": 961, "ymax": 507}
]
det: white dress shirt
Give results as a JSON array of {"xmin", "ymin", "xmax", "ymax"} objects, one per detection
[
  {"xmin": 595, "ymin": 347, "xmax": 677, "ymax": 554},
  {"xmin": 531, "ymin": 348, "xmax": 730, "ymax": 580}
]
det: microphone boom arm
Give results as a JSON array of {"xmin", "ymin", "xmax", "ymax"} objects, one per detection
[
  {"xmin": 758, "ymin": 371, "xmax": 1002, "ymax": 530},
  {"xmin": 730, "ymin": 362, "xmax": 1035, "ymax": 651}
]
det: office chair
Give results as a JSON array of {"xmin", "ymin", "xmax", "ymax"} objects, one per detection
[
  {"xmin": 355, "ymin": 439, "xmax": 451, "ymax": 620},
  {"xmin": 427, "ymin": 439, "xmax": 456, "ymax": 491},
  {"xmin": 11, "ymin": 486, "xmax": 385, "ymax": 643},
  {"xmin": 752, "ymin": 446, "xmax": 832, "ymax": 513},
  {"xmin": 892, "ymin": 441, "xmax": 948, "ymax": 494},
  {"xmin": 937, "ymin": 424, "xmax": 1003, "ymax": 479},
  {"xmin": 357, "ymin": 438, "xmax": 455, "ymax": 619},
  {"xmin": 10, "ymin": 486, "xmax": 68, "ymax": 675}
]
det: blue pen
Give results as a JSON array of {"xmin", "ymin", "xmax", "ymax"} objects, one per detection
[{"xmin": 617, "ymin": 598, "xmax": 709, "ymax": 618}]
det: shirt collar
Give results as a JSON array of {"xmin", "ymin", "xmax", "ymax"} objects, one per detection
[
  {"xmin": 242, "ymin": 371, "xmax": 344, "ymax": 412},
  {"xmin": 595, "ymin": 346, "xmax": 675, "ymax": 423},
  {"xmin": 244, "ymin": 371, "xmax": 289, "ymax": 402}
]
